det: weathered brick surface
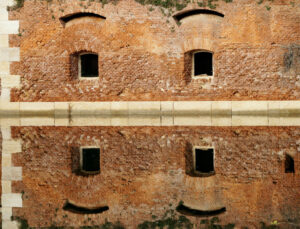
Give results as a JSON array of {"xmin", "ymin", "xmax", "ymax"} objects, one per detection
[
  {"xmin": 8, "ymin": 0, "xmax": 300, "ymax": 102},
  {"xmin": 11, "ymin": 126, "xmax": 300, "ymax": 228}
]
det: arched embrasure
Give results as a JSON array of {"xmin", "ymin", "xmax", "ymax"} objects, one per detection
[
  {"xmin": 173, "ymin": 9, "xmax": 224, "ymax": 22},
  {"xmin": 63, "ymin": 201, "xmax": 109, "ymax": 214},
  {"xmin": 60, "ymin": 12, "xmax": 106, "ymax": 27},
  {"xmin": 176, "ymin": 203, "xmax": 226, "ymax": 217}
]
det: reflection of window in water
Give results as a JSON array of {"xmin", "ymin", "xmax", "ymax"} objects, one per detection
[
  {"xmin": 193, "ymin": 147, "xmax": 215, "ymax": 176},
  {"xmin": 80, "ymin": 147, "xmax": 100, "ymax": 174},
  {"xmin": 285, "ymin": 154, "xmax": 295, "ymax": 173},
  {"xmin": 193, "ymin": 52, "xmax": 213, "ymax": 77}
]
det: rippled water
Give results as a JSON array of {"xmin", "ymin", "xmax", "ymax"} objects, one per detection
[{"xmin": 1, "ymin": 117, "xmax": 299, "ymax": 229}]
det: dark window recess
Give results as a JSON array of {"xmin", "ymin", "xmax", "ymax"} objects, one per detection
[
  {"xmin": 195, "ymin": 148, "xmax": 214, "ymax": 173},
  {"xmin": 80, "ymin": 54, "xmax": 98, "ymax": 77},
  {"xmin": 82, "ymin": 148, "xmax": 100, "ymax": 173},
  {"xmin": 285, "ymin": 154, "xmax": 295, "ymax": 173},
  {"xmin": 194, "ymin": 52, "xmax": 213, "ymax": 76}
]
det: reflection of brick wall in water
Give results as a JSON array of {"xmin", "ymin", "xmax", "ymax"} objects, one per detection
[
  {"xmin": 10, "ymin": 127, "xmax": 300, "ymax": 228},
  {"xmin": 8, "ymin": 0, "xmax": 300, "ymax": 102}
]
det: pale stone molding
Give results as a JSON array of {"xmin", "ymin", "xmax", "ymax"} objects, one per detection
[
  {"xmin": 0, "ymin": 0, "xmax": 14, "ymax": 7},
  {"xmin": 161, "ymin": 101, "xmax": 173, "ymax": 115},
  {"xmin": 0, "ymin": 34, "xmax": 9, "ymax": 47},
  {"xmin": 70, "ymin": 102, "xmax": 111, "ymax": 115},
  {"xmin": 0, "ymin": 1, "xmax": 20, "ymax": 106},
  {"xmin": 0, "ymin": 75, "xmax": 20, "ymax": 88},
  {"xmin": 0, "ymin": 101, "xmax": 299, "ymax": 126},
  {"xmin": 128, "ymin": 101, "xmax": 160, "ymax": 115},
  {"xmin": 0, "ymin": 61, "xmax": 9, "ymax": 74},
  {"xmin": 2, "ymin": 221, "xmax": 18, "ymax": 229},
  {"xmin": 0, "ymin": 47, "xmax": 20, "ymax": 61},
  {"xmin": 2, "ymin": 193, "xmax": 22, "ymax": 207},
  {"xmin": 0, "ymin": 101, "xmax": 20, "ymax": 114},
  {"xmin": 2, "ymin": 167, "xmax": 22, "ymax": 181},
  {"xmin": 0, "ymin": 21, "xmax": 19, "ymax": 34},
  {"xmin": 2, "ymin": 181, "xmax": 12, "ymax": 194},
  {"xmin": 20, "ymin": 102, "xmax": 55, "ymax": 115},
  {"xmin": 111, "ymin": 101, "xmax": 129, "ymax": 115},
  {"xmin": 2, "ymin": 139, "xmax": 22, "ymax": 153},
  {"xmin": 174, "ymin": 101, "xmax": 211, "ymax": 115}
]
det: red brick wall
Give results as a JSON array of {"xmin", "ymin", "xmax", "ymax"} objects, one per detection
[
  {"xmin": 8, "ymin": 0, "xmax": 300, "ymax": 102},
  {"xmin": 11, "ymin": 126, "xmax": 300, "ymax": 228}
]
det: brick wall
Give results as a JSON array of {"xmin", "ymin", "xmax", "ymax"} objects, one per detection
[
  {"xmin": 8, "ymin": 0, "xmax": 300, "ymax": 102},
  {"xmin": 11, "ymin": 126, "xmax": 300, "ymax": 228}
]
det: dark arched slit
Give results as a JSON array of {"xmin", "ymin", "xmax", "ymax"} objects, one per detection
[
  {"xmin": 174, "ymin": 9, "xmax": 224, "ymax": 22},
  {"xmin": 63, "ymin": 201, "xmax": 109, "ymax": 214},
  {"xmin": 176, "ymin": 204, "xmax": 226, "ymax": 217},
  {"xmin": 60, "ymin": 12, "xmax": 106, "ymax": 24}
]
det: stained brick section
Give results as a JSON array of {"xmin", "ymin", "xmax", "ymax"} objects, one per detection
[
  {"xmin": 10, "ymin": 126, "xmax": 300, "ymax": 228},
  {"xmin": 8, "ymin": 0, "xmax": 300, "ymax": 102}
]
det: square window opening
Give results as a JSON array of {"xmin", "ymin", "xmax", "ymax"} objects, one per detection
[
  {"xmin": 80, "ymin": 54, "xmax": 99, "ymax": 78},
  {"xmin": 193, "ymin": 52, "xmax": 213, "ymax": 77},
  {"xmin": 194, "ymin": 148, "xmax": 214, "ymax": 174},
  {"xmin": 80, "ymin": 147, "xmax": 100, "ymax": 174}
]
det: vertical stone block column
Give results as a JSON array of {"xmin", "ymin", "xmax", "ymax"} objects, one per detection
[
  {"xmin": 1, "ymin": 126, "xmax": 22, "ymax": 229},
  {"xmin": 0, "ymin": 0, "xmax": 20, "ymax": 107},
  {"xmin": 0, "ymin": 1, "xmax": 22, "ymax": 228}
]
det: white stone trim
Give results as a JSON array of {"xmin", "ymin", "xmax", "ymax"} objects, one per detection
[
  {"xmin": 0, "ymin": 47, "xmax": 20, "ymax": 62},
  {"xmin": 0, "ymin": 2, "xmax": 20, "ymax": 105},
  {"xmin": 0, "ymin": 75, "xmax": 20, "ymax": 88},
  {"xmin": 1, "ymin": 127, "xmax": 22, "ymax": 228},
  {"xmin": 0, "ymin": 0, "xmax": 14, "ymax": 7},
  {"xmin": 0, "ymin": 3, "xmax": 21, "ymax": 226}
]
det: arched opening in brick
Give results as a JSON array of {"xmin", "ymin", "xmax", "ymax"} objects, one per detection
[
  {"xmin": 173, "ymin": 9, "xmax": 224, "ymax": 23},
  {"xmin": 69, "ymin": 52, "xmax": 99, "ymax": 79},
  {"xmin": 176, "ymin": 203, "xmax": 226, "ymax": 217},
  {"xmin": 285, "ymin": 154, "xmax": 295, "ymax": 173},
  {"xmin": 63, "ymin": 201, "xmax": 109, "ymax": 214},
  {"xmin": 60, "ymin": 12, "xmax": 106, "ymax": 27}
]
